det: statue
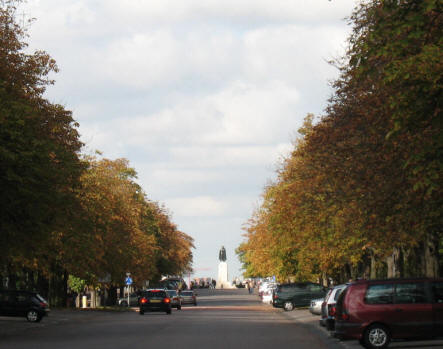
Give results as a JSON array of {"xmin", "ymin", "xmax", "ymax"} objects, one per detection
[{"xmin": 219, "ymin": 246, "xmax": 227, "ymax": 262}]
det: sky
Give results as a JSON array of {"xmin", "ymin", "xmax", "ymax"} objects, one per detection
[{"xmin": 23, "ymin": 0, "xmax": 357, "ymax": 281}]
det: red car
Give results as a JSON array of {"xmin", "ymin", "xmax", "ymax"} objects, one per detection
[{"xmin": 334, "ymin": 278, "xmax": 443, "ymax": 349}]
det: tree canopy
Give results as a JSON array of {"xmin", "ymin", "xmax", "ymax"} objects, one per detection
[
  {"xmin": 238, "ymin": 0, "xmax": 442, "ymax": 283},
  {"xmin": 1, "ymin": 1, "xmax": 194, "ymax": 305}
]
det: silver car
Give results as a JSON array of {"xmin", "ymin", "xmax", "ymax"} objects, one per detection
[
  {"xmin": 166, "ymin": 290, "xmax": 182, "ymax": 310},
  {"xmin": 309, "ymin": 298, "xmax": 323, "ymax": 315},
  {"xmin": 180, "ymin": 290, "xmax": 197, "ymax": 306}
]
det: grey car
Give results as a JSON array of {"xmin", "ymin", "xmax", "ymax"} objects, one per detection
[
  {"xmin": 118, "ymin": 293, "xmax": 139, "ymax": 307},
  {"xmin": 180, "ymin": 290, "xmax": 197, "ymax": 305},
  {"xmin": 166, "ymin": 290, "xmax": 182, "ymax": 310},
  {"xmin": 309, "ymin": 297, "xmax": 324, "ymax": 315}
]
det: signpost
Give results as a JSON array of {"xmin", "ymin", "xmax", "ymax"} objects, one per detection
[{"xmin": 125, "ymin": 273, "xmax": 133, "ymax": 307}]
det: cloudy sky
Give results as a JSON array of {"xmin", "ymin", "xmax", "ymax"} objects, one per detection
[{"xmin": 24, "ymin": 0, "xmax": 357, "ymax": 281}]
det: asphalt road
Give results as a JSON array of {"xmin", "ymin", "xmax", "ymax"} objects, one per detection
[{"xmin": 1, "ymin": 289, "xmax": 442, "ymax": 349}]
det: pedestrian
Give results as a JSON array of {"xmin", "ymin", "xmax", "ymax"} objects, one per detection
[{"xmin": 247, "ymin": 282, "xmax": 251, "ymax": 294}]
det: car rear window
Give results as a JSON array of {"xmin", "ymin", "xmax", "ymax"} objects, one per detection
[
  {"xmin": 35, "ymin": 294, "xmax": 47, "ymax": 303},
  {"xmin": 333, "ymin": 288, "xmax": 344, "ymax": 301},
  {"xmin": 181, "ymin": 291, "xmax": 193, "ymax": 296},
  {"xmin": 145, "ymin": 291, "xmax": 166, "ymax": 298},
  {"xmin": 324, "ymin": 289, "xmax": 333, "ymax": 302},
  {"xmin": 336, "ymin": 287, "xmax": 347, "ymax": 310},
  {"xmin": 365, "ymin": 284, "xmax": 394, "ymax": 304}
]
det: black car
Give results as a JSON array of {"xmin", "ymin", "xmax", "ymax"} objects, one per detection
[
  {"xmin": 0, "ymin": 290, "xmax": 50, "ymax": 322},
  {"xmin": 139, "ymin": 289, "xmax": 172, "ymax": 315},
  {"xmin": 272, "ymin": 282, "xmax": 326, "ymax": 311}
]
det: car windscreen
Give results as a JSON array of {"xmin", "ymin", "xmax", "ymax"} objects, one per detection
[{"xmin": 166, "ymin": 291, "xmax": 177, "ymax": 296}]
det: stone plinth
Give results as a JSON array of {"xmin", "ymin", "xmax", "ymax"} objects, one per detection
[{"xmin": 217, "ymin": 262, "xmax": 232, "ymax": 289}]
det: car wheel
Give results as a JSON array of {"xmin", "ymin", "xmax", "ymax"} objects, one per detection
[
  {"xmin": 363, "ymin": 324, "xmax": 390, "ymax": 349},
  {"xmin": 194, "ymin": 302, "xmax": 197, "ymax": 306},
  {"xmin": 139, "ymin": 310, "xmax": 144, "ymax": 315},
  {"xmin": 120, "ymin": 300, "xmax": 128, "ymax": 307},
  {"xmin": 283, "ymin": 301, "xmax": 294, "ymax": 311},
  {"xmin": 166, "ymin": 309, "xmax": 172, "ymax": 315},
  {"xmin": 177, "ymin": 304, "xmax": 181, "ymax": 310},
  {"xmin": 26, "ymin": 310, "xmax": 41, "ymax": 322}
]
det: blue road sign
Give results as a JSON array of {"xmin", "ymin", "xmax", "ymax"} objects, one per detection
[{"xmin": 125, "ymin": 277, "xmax": 133, "ymax": 285}]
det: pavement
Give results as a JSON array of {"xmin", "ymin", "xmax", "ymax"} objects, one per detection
[{"xmin": 266, "ymin": 301, "xmax": 443, "ymax": 349}]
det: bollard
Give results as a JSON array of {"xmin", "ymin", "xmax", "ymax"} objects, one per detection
[{"xmin": 82, "ymin": 295, "xmax": 87, "ymax": 308}]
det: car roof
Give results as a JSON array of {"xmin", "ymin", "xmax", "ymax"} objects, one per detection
[
  {"xmin": 0, "ymin": 290, "xmax": 37, "ymax": 294},
  {"xmin": 351, "ymin": 277, "xmax": 443, "ymax": 285}
]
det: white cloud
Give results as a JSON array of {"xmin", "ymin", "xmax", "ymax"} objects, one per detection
[
  {"xmin": 81, "ymin": 80, "xmax": 299, "ymax": 154},
  {"xmin": 23, "ymin": 0, "xmax": 356, "ymax": 279},
  {"xmin": 103, "ymin": 0, "xmax": 357, "ymax": 25},
  {"xmin": 166, "ymin": 196, "xmax": 226, "ymax": 217}
]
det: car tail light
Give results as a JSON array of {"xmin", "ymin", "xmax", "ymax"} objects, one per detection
[
  {"xmin": 164, "ymin": 298, "xmax": 171, "ymax": 303},
  {"xmin": 273, "ymin": 294, "xmax": 278, "ymax": 299},
  {"xmin": 330, "ymin": 306, "xmax": 336, "ymax": 316},
  {"xmin": 341, "ymin": 310, "xmax": 349, "ymax": 321},
  {"xmin": 39, "ymin": 302, "xmax": 47, "ymax": 307},
  {"xmin": 140, "ymin": 298, "xmax": 148, "ymax": 304}
]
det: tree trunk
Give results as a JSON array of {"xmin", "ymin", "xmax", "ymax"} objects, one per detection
[
  {"xmin": 422, "ymin": 232, "xmax": 439, "ymax": 277},
  {"xmin": 386, "ymin": 247, "xmax": 403, "ymax": 278},
  {"xmin": 370, "ymin": 250, "xmax": 377, "ymax": 279},
  {"xmin": 90, "ymin": 289, "xmax": 96, "ymax": 308}
]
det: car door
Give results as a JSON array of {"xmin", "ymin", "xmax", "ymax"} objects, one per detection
[
  {"xmin": 1, "ymin": 291, "xmax": 19, "ymax": 316},
  {"xmin": 16, "ymin": 292, "xmax": 32, "ymax": 316},
  {"xmin": 0, "ymin": 291, "xmax": 13, "ymax": 316},
  {"xmin": 390, "ymin": 281, "xmax": 433, "ymax": 338},
  {"xmin": 431, "ymin": 281, "xmax": 443, "ymax": 336},
  {"xmin": 292, "ymin": 284, "xmax": 307, "ymax": 306}
]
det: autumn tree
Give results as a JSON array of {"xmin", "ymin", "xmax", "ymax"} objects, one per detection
[
  {"xmin": 0, "ymin": 0, "xmax": 84, "ymax": 299},
  {"xmin": 238, "ymin": 0, "xmax": 442, "ymax": 282}
]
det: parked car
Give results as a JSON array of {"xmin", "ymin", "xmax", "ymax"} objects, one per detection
[
  {"xmin": 166, "ymin": 290, "xmax": 182, "ymax": 310},
  {"xmin": 273, "ymin": 282, "xmax": 326, "ymax": 311},
  {"xmin": 259, "ymin": 282, "xmax": 278, "ymax": 298},
  {"xmin": 309, "ymin": 298, "xmax": 324, "ymax": 315},
  {"xmin": 334, "ymin": 278, "xmax": 443, "ymax": 349},
  {"xmin": 180, "ymin": 290, "xmax": 197, "ymax": 306},
  {"xmin": 0, "ymin": 290, "xmax": 50, "ymax": 322},
  {"xmin": 262, "ymin": 289, "xmax": 274, "ymax": 304},
  {"xmin": 320, "ymin": 284, "xmax": 346, "ymax": 330},
  {"xmin": 118, "ymin": 292, "xmax": 139, "ymax": 307},
  {"xmin": 139, "ymin": 289, "xmax": 172, "ymax": 315}
]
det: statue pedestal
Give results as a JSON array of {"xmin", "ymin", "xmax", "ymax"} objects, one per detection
[{"xmin": 217, "ymin": 262, "xmax": 232, "ymax": 289}]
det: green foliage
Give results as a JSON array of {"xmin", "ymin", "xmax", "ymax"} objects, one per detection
[{"xmin": 68, "ymin": 275, "xmax": 86, "ymax": 293}]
